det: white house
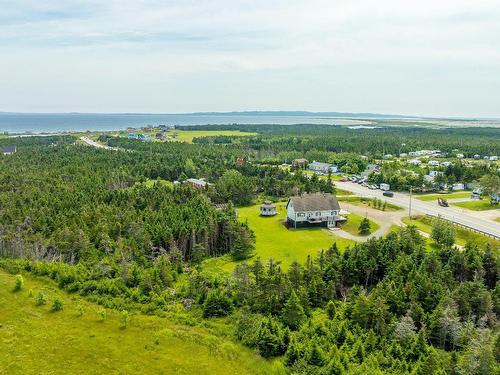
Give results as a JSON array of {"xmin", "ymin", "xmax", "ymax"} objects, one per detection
[
  {"xmin": 490, "ymin": 156, "xmax": 498, "ymax": 161},
  {"xmin": 429, "ymin": 170, "xmax": 444, "ymax": 177},
  {"xmin": 452, "ymin": 183, "xmax": 465, "ymax": 191},
  {"xmin": 456, "ymin": 154, "xmax": 464, "ymax": 159},
  {"xmin": 428, "ymin": 160, "xmax": 440, "ymax": 167},
  {"xmin": 441, "ymin": 161, "xmax": 453, "ymax": 168},
  {"xmin": 308, "ymin": 161, "xmax": 338, "ymax": 174},
  {"xmin": 286, "ymin": 193, "xmax": 344, "ymax": 228},
  {"xmin": 408, "ymin": 159, "xmax": 422, "ymax": 166}
]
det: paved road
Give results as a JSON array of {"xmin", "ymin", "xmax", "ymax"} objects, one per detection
[
  {"xmin": 80, "ymin": 136, "xmax": 120, "ymax": 150},
  {"xmin": 336, "ymin": 181, "xmax": 500, "ymax": 239}
]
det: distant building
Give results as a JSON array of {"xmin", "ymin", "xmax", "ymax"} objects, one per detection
[
  {"xmin": 452, "ymin": 183, "xmax": 465, "ymax": 191},
  {"xmin": 292, "ymin": 158, "xmax": 308, "ymax": 169},
  {"xmin": 2, "ymin": 145, "xmax": 16, "ymax": 155},
  {"xmin": 286, "ymin": 193, "xmax": 344, "ymax": 228},
  {"xmin": 155, "ymin": 133, "xmax": 165, "ymax": 139},
  {"xmin": 408, "ymin": 159, "xmax": 422, "ymax": 166},
  {"xmin": 260, "ymin": 201, "xmax": 277, "ymax": 216},
  {"xmin": 490, "ymin": 156, "xmax": 498, "ymax": 161},
  {"xmin": 186, "ymin": 178, "xmax": 208, "ymax": 189},
  {"xmin": 308, "ymin": 161, "xmax": 338, "ymax": 174},
  {"xmin": 128, "ymin": 133, "xmax": 138, "ymax": 139},
  {"xmin": 428, "ymin": 160, "xmax": 440, "ymax": 167},
  {"xmin": 441, "ymin": 161, "xmax": 453, "ymax": 168},
  {"xmin": 429, "ymin": 170, "xmax": 443, "ymax": 177},
  {"xmin": 456, "ymin": 153, "xmax": 464, "ymax": 159},
  {"xmin": 473, "ymin": 154, "xmax": 481, "ymax": 159}
]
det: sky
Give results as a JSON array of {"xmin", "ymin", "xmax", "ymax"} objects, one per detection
[{"xmin": 1, "ymin": 0, "xmax": 500, "ymax": 117}]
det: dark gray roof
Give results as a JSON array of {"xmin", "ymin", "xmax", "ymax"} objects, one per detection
[
  {"xmin": 2, "ymin": 145, "xmax": 16, "ymax": 153},
  {"xmin": 288, "ymin": 193, "xmax": 340, "ymax": 212}
]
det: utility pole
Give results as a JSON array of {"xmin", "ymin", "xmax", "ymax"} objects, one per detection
[{"xmin": 409, "ymin": 186, "xmax": 412, "ymax": 220}]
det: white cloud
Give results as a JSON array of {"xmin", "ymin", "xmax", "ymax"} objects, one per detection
[{"xmin": 1, "ymin": 0, "xmax": 500, "ymax": 116}]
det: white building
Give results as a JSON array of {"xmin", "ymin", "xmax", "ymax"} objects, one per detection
[
  {"xmin": 456, "ymin": 154, "xmax": 464, "ymax": 159},
  {"xmin": 408, "ymin": 159, "xmax": 422, "ymax": 166},
  {"xmin": 308, "ymin": 161, "xmax": 338, "ymax": 174},
  {"xmin": 286, "ymin": 193, "xmax": 344, "ymax": 228},
  {"xmin": 428, "ymin": 160, "xmax": 440, "ymax": 167}
]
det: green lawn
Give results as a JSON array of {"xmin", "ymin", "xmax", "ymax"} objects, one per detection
[
  {"xmin": 452, "ymin": 200, "xmax": 499, "ymax": 211},
  {"xmin": 340, "ymin": 213, "xmax": 380, "ymax": 236},
  {"xmin": 335, "ymin": 188, "xmax": 354, "ymax": 196},
  {"xmin": 337, "ymin": 196, "xmax": 403, "ymax": 211},
  {"xmin": 135, "ymin": 178, "xmax": 174, "ymax": 189},
  {"xmin": 415, "ymin": 191, "xmax": 471, "ymax": 201},
  {"xmin": 205, "ymin": 204, "xmax": 355, "ymax": 272},
  {"xmin": 0, "ymin": 271, "xmax": 283, "ymax": 375},
  {"xmin": 401, "ymin": 215, "xmax": 500, "ymax": 249}
]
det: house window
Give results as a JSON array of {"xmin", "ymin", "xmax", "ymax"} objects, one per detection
[
  {"xmin": 316, "ymin": 212, "xmax": 321, "ymax": 216},
  {"xmin": 297, "ymin": 213, "xmax": 305, "ymax": 217}
]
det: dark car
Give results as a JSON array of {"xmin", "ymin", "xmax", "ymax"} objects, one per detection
[{"xmin": 383, "ymin": 191, "xmax": 394, "ymax": 197}]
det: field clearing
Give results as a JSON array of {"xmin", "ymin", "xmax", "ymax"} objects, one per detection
[
  {"xmin": 205, "ymin": 203, "xmax": 355, "ymax": 273},
  {"xmin": 452, "ymin": 200, "xmax": 499, "ymax": 211},
  {"xmin": 401, "ymin": 215, "xmax": 500, "ymax": 249},
  {"xmin": 172, "ymin": 130, "xmax": 257, "ymax": 143},
  {"xmin": 0, "ymin": 271, "xmax": 283, "ymax": 375},
  {"xmin": 340, "ymin": 213, "xmax": 380, "ymax": 236},
  {"xmin": 415, "ymin": 191, "xmax": 471, "ymax": 201}
]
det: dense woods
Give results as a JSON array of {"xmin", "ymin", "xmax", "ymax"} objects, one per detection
[{"xmin": 0, "ymin": 128, "xmax": 499, "ymax": 374}]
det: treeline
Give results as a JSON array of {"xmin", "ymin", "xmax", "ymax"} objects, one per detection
[{"xmin": 190, "ymin": 124, "xmax": 500, "ymax": 157}]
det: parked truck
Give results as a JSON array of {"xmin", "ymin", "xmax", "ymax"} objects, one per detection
[{"xmin": 380, "ymin": 183, "xmax": 390, "ymax": 191}]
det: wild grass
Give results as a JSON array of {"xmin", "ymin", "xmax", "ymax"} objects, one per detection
[{"xmin": 0, "ymin": 271, "xmax": 284, "ymax": 375}]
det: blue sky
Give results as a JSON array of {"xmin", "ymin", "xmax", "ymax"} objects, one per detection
[{"xmin": 1, "ymin": 0, "xmax": 500, "ymax": 117}]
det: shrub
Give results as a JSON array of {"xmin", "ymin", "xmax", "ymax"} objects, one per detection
[
  {"xmin": 14, "ymin": 274, "xmax": 24, "ymax": 291},
  {"xmin": 52, "ymin": 299, "xmax": 64, "ymax": 311},
  {"xmin": 98, "ymin": 308, "xmax": 107, "ymax": 322},
  {"xmin": 35, "ymin": 291, "xmax": 47, "ymax": 306},
  {"xmin": 120, "ymin": 310, "xmax": 130, "ymax": 329},
  {"xmin": 358, "ymin": 217, "xmax": 372, "ymax": 235},
  {"xmin": 76, "ymin": 304, "xmax": 84, "ymax": 317},
  {"xmin": 203, "ymin": 289, "xmax": 233, "ymax": 318}
]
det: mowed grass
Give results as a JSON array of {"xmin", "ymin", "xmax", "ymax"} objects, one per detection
[
  {"xmin": 0, "ymin": 271, "xmax": 283, "ymax": 375},
  {"xmin": 401, "ymin": 215, "xmax": 500, "ymax": 249},
  {"xmin": 171, "ymin": 130, "xmax": 257, "ymax": 143},
  {"xmin": 340, "ymin": 213, "xmax": 380, "ymax": 236},
  {"xmin": 205, "ymin": 204, "xmax": 355, "ymax": 273},
  {"xmin": 415, "ymin": 191, "xmax": 471, "ymax": 201},
  {"xmin": 452, "ymin": 200, "xmax": 499, "ymax": 211},
  {"xmin": 337, "ymin": 196, "xmax": 403, "ymax": 211}
]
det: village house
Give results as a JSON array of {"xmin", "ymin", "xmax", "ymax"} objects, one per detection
[
  {"xmin": 292, "ymin": 158, "xmax": 308, "ymax": 169},
  {"xmin": 185, "ymin": 178, "xmax": 208, "ymax": 189},
  {"xmin": 308, "ymin": 161, "xmax": 338, "ymax": 174},
  {"xmin": 286, "ymin": 192, "xmax": 345, "ymax": 229},
  {"xmin": 2, "ymin": 145, "xmax": 17, "ymax": 155}
]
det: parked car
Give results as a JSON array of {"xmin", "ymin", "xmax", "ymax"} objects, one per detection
[
  {"xmin": 369, "ymin": 184, "xmax": 378, "ymax": 190},
  {"xmin": 383, "ymin": 191, "xmax": 394, "ymax": 197}
]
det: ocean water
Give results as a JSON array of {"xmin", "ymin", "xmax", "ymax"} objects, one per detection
[{"xmin": 0, "ymin": 113, "xmax": 369, "ymax": 133}]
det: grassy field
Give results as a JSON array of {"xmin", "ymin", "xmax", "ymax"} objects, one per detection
[
  {"xmin": 335, "ymin": 188, "xmax": 354, "ymax": 196},
  {"xmin": 340, "ymin": 213, "xmax": 380, "ymax": 236},
  {"xmin": 0, "ymin": 271, "xmax": 283, "ymax": 375},
  {"xmin": 171, "ymin": 130, "xmax": 257, "ymax": 143},
  {"xmin": 401, "ymin": 215, "xmax": 500, "ymax": 249},
  {"xmin": 204, "ymin": 203, "xmax": 355, "ymax": 273},
  {"xmin": 452, "ymin": 200, "xmax": 499, "ymax": 211},
  {"xmin": 415, "ymin": 191, "xmax": 471, "ymax": 201},
  {"xmin": 337, "ymin": 196, "xmax": 403, "ymax": 211}
]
